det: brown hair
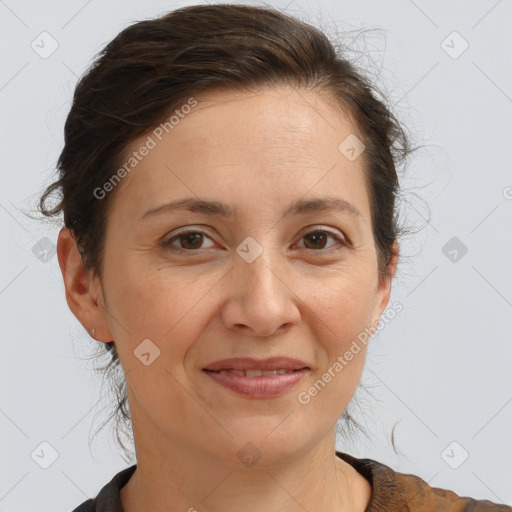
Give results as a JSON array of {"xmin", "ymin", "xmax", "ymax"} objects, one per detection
[{"xmin": 39, "ymin": 3, "xmax": 415, "ymax": 461}]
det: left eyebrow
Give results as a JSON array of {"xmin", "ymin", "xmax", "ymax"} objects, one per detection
[
  {"xmin": 139, "ymin": 196, "xmax": 364, "ymax": 222},
  {"xmin": 285, "ymin": 197, "xmax": 363, "ymax": 221}
]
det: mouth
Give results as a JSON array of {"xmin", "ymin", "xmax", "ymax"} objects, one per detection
[
  {"xmin": 203, "ymin": 364, "xmax": 310, "ymax": 398},
  {"xmin": 202, "ymin": 356, "xmax": 310, "ymax": 374},
  {"xmin": 203, "ymin": 368, "xmax": 307, "ymax": 377}
]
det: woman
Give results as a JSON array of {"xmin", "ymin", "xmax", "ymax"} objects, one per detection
[{"xmin": 39, "ymin": 3, "xmax": 511, "ymax": 511}]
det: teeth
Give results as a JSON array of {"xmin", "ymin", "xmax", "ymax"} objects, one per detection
[
  {"xmin": 216, "ymin": 369, "xmax": 245, "ymax": 376},
  {"xmin": 245, "ymin": 369, "xmax": 263, "ymax": 377},
  {"xmin": 215, "ymin": 369, "xmax": 297, "ymax": 377}
]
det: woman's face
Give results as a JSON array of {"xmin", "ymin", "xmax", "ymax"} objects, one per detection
[{"xmin": 73, "ymin": 86, "xmax": 396, "ymax": 466}]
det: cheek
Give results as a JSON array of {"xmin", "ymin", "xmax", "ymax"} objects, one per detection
[
  {"xmin": 293, "ymin": 281, "xmax": 373, "ymax": 424},
  {"xmin": 297, "ymin": 266, "xmax": 377, "ymax": 341},
  {"xmin": 104, "ymin": 265, "xmax": 222, "ymax": 416},
  {"xmin": 296, "ymin": 268, "xmax": 375, "ymax": 391},
  {"xmin": 104, "ymin": 258, "xmax": 223, "ymax": 358}
]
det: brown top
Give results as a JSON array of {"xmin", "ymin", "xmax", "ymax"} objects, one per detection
[
  {"xmin": 336, "ymin": 451, "xmax": 511, "ymax": 511},
  {"xmin": 71, "ymin": 450, "xmax": 512, "ymax": 511}
]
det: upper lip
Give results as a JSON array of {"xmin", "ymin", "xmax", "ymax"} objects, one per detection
[{"xmin": 203, "ymin": 357, "xmax": 309, "ymax": 372}]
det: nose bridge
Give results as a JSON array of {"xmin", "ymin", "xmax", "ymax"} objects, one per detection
[
  {"xmin": 238, "ymin": 235, "xmax": 284, "ymax": 303},
  {"xmin": 224, "ymin": 234, "xmax": 299, "ymax": 336}
]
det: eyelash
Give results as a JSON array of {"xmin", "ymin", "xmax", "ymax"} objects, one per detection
[{"xmin": 162, "ymin": 228, "xmax": 348, "ymax": 255}]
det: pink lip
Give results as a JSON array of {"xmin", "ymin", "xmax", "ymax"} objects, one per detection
[
  {"xmin": 202, "ymin": 357, "xmax": 309, "ymax": 372},
  {"xmin": 203, "ymin": 368, "xmax": 310, "ymax": 398}
]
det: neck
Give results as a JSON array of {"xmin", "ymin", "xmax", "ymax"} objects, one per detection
[{"xmin": 120, "ymin": 425, "xmax": 369, "ymax": 512}]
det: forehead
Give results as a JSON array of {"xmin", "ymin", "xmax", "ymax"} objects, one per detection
[
  {"xmin": 152, "ymin": 86, "xmax": 360, "ymax": 166},
  {"xmin": 110, "ymin": 86, "xmax": 370, "ymax": 225}
]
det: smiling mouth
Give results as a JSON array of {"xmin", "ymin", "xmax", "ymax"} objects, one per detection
[
  {"xmin": 203, "ymin": 368, "xmax": 307, "ymax": 377},
  {"xmin": 203, "ymin": 364, "xmax": 310, "ymax": 397}
]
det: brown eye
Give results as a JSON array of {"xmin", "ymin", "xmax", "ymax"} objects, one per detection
[
  {"xmin": 178, "ymin": 232, "xmax": 204, "ymax": 250},
  {"xmin": 303, "ymin": 232, "xmax": 328, "ymax": 249},
  {"xmin": 297, "ymin": 230, "xmax": 345, "ymax": 251},
  {"xmin": 164, "ymin": 230, "xmax": 216, "ymax": 252}
]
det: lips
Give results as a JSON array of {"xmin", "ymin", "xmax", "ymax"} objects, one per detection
[
  {"xmin": 202, "ymin": 356, "xmax": 309, "ymax": 373},
  {"xmin": 203, "ymin": 360, "xmax": 310, "ymax": 398}
]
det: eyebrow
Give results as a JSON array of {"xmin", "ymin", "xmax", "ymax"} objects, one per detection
[{"xmin": 139, "ymin": 197, "xmax": 363, "ymax": 222}]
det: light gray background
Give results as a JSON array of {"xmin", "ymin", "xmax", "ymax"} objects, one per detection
[{"xmin": 1, "ymin": 0, "xmax": 511, "ymax": 510}]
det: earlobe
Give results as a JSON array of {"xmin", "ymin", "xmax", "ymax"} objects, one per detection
[{"xmin": 57, "ymin": 227, "xmax": 113, "ymax": 343}]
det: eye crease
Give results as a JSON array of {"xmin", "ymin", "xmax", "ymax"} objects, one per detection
[{"xmin": 162, "ymin": 228, "xmax": 348, "ymax": 254}]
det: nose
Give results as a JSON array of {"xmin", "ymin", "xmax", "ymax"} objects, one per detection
[{"xmin": 220, "ymin": 246, "xmax": 301, "ymax": 337}]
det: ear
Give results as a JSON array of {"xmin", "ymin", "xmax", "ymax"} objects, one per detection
[
  {"xmin": 371, "ymin": 240, "xmax": 399, "ymax": 328},
  {"xmin": 57, "ymin": 227, "xmax": 114, "ymax": 343}
]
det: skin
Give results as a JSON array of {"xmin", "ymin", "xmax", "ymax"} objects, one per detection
[{"xmin": 58, "ymin": 85, "xmax": 398, "ymax": 512}]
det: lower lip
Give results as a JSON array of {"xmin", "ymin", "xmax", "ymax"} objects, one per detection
[{"xmin": 203, "ymin": 369, "xmax": 309, "ymax": 398}]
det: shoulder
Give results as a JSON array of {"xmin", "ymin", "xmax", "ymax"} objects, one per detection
[
  {"xmin": 69, "ymin": 465, "xmax": 137, "ymax": 512},
  {"xmin": 336, "ymin": 451, "xmax": 512, "ymax": 511}
]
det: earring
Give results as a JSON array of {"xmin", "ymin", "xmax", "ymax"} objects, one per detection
[{"xmin": 91, "ymin": 328, "xmax": 96, "ymax": 335}]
